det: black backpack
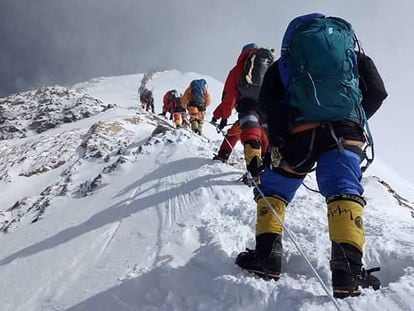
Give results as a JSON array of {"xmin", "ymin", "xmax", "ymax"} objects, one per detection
[{"xmin": 238, "ymin": 48, "xmax": 275, "ymax": 101}]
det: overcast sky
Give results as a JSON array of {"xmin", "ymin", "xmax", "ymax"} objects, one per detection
[{"xmin": 1, "ymin": 0, "xmax": 412, "ymax": 182}]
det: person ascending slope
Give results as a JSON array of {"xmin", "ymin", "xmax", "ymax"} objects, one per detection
[
  {"xmin": 139, "ymin": 88, "xmax": 155, "ymax": 113},
  {"xmin": 181, "ymin": 79, "xmax": 211, "ymax": 135},
  {"xmin": 161, "ymin": 89, "xmax": 189, "ymax": 128},
  {"xmin": 211, "ymin": 43, "xmax": 272, "ymax": 177},
  {"xmin": 235, "ymin": 13, "xmax": 388, "ymax": 299}
]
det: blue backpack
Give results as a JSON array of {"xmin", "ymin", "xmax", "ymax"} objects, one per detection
[
  {"xmin": 189, "ymin": 79, "xmax": 207, "ymax": 109},
  {"xmin": 279, "ymin": 13, "xmax": 362, "ymax": 123}
]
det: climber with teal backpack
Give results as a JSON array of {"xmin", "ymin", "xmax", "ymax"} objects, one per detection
[{"xmin": 235, "ymin": 13, "xmax": 388, "ymax": 299}]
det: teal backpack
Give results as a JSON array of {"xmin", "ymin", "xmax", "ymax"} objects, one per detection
[{"xmin": 279, "ymin": 15, "xmax": 362, "ymax": 123}]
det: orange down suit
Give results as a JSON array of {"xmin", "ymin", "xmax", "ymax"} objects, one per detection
[{"xmin": 181, "ymin": 86, "xmax": 211, "ymax": 121}]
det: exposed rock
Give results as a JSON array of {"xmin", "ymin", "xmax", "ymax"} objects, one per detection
[
  {"xmin": 152, "ymin": 124, "xmax": 171, "ymax": 136},
  {"xmin": 0, "ymin": 85, "xmax": 117, "ymax": 140},
  {"xmin": 75, "ymin": 174, "xmax": 104, "ymax": 197},
  {"xmin": 80, "ymin": 119, "xmax": 141, "ymax": 160},
  {"xmin": 1, "ymin": 196, "xmax": 51, "ymax": 232}
]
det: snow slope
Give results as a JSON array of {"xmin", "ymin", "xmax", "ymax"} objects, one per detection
[{"xmin": 0, "ymin": 71, "xmax": 413, "ymax": 311}]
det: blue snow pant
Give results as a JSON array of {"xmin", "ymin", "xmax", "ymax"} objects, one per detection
[
  {"xmin": 255, "ymin": 120, "xmax": 365, "ymax": 201},
  {"xmin": 254, "ymin": 148, "xmax": 363, "ymax": 202},
  {"xmin": 252, "ymin": 121, "xmax": 367, "ymax": 273}
]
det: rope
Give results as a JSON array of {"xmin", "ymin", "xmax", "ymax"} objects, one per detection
[
  {"xmin": 250, "ymin": 175, "xmax": 343, "ymax": 311},
  {"xmin": 207, "ymin": 120, "xmax": 240, "ymax": 163},
  {"xmin": 208, "ymin": 119, "xmax": 343, "ymax": 309},
  {"xmin": 206, "ymin": 120, "xmax": 237, "ymax": 132},
  {"xmin": 154, "ymin": 114, "xmax": 342, "ymax": 309},
  {"xmin": 302, "ymin": 181, "xmax": 320, "ymax": 194}
]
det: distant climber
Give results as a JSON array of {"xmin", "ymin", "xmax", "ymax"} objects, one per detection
[
  {"xmin": 140, "ymin": 88, "xmax": 155, "ymax": 113},
  {"xmin": 181, "ymin": 79, "xmax": 211, "ymax": 135},
  {"xmin": 161, "ymin": 89, "xmax": 189, "ymax": 128}
]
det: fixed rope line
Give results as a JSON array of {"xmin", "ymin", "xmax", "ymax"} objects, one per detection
[
  {"xmin": 250, "ymin": 176, "xmax": 343, "ymax": 311},
  {"xmin": 206, "ymin": 118, "xmax": 344, "ymax": 309},
  {"xmin": 302, "ymin": 181, "xmax": 320, "ymax": 194},
  {"xmin": 207, "ymin": 120, "xmax": 239, "ymax": 163}
]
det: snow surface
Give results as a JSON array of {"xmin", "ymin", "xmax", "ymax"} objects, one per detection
[{"xmin": 0, "ymin": 70, "xmax": 413, "ymax": 311}]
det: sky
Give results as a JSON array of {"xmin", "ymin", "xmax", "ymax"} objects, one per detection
[
  {"xmin": 0, "ymin": 0, "xmax": 412, "ymax": 180},
  {"xmin": 0, "ymin": 71, "xmax": 413, "ymax": 311}
]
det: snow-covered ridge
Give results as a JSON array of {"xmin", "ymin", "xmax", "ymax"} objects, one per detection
[
  {"xmin": 0, "ymin": 70, "xmax": 413, "ymax": 311},
  {"xmin": 0, "ymin": 85, "xmax": 115, "ymax": 140},
  {"xmin": 0, "ymin": 112, "xmax": 163, "ymax": 231}
]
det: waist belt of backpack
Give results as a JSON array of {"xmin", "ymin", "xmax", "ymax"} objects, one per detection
[
  {"xmin": 290, "ymin": 118, "xmax": 363, "ymax": 135},
  {"xmin": 290, "ymin": 122, "xmax": 321, "ymax": 134},
  {"xmin": 190, "ymin": 100, "xmax": 203, "ymax": 106},
  {"xmin": 283, "ymin": 122, "xmax": 364, "ymax": 173}
]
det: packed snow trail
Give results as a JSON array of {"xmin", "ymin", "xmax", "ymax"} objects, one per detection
[{"xmin": 0, "ymin": 71, "xmax": 413, "ymax": 311}]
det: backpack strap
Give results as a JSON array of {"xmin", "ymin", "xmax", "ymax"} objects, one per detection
[
  {"xmin": 328, "ymin": 122, "xmax": 345, "ymax": 153},
  {"xmin": 355, "ymin": 103, "xmax": 375, "ymax": 172},
  {"xmin": 353, "ymin": 46, "xmax": 375, "ymax": 172}
]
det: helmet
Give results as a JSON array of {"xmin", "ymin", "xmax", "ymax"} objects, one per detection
[{"xmin": 241, "ymin": 43, "xmax": 258, "ymax": 52}]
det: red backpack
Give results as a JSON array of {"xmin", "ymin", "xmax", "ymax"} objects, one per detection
[{"xmin": 165, "ymin": 90, "xmax": 181, "ymax": 110}]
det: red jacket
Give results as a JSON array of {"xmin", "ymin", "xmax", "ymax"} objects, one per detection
[{"xmin": 212, "ymin": 48, "xmax": 258, "ymax": 120}]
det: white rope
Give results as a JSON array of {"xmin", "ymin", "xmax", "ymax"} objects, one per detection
[
  {"xmin": 208, "ymin": 119, "xmax": 344, "ymax": 310},
  {"xmin": 250, "ymin": 176, "xmax": 343, "ymax": 311},
  {"xmin": 208, "ymin": 120, "xmax": 238, "ymax": 164}
]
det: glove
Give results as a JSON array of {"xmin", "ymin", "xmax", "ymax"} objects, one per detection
[
  {"xmin": 246, "ymin": 156, "xmax": 264, "ymax": 178},
  {"xmin": 218, "ymin": 119, "xmax": 227, "ymax": 130},
  {"xmin": 269, "ymin": 145, "xmax": 283, "ymax": 168}
]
